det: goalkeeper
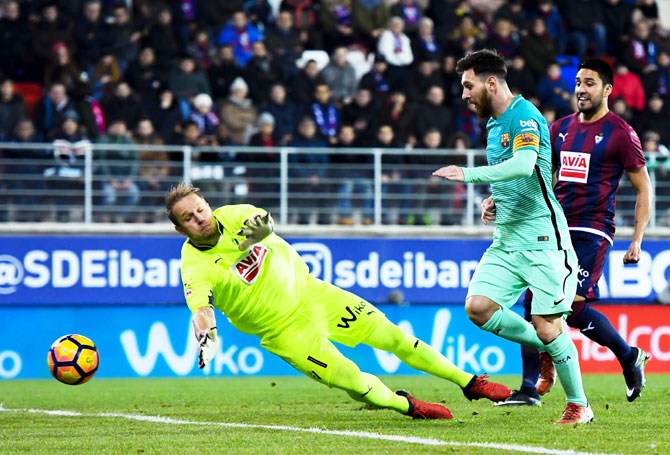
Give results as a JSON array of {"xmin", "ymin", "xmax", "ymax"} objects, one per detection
[{"xmin": 166, "ymin": 182, "xmax": 511, "ymax": 420}]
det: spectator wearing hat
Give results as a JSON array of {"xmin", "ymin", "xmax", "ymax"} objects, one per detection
[
  {"xmin": 219, "ymin": 77, "xmax": 258, "ymax": 144},
  {"xmin": 189, "ymin": 93, "xmax": 220, "ymax": 137},
  {"xmin": 44, "ymin": 42, "xmax": 84, "ymax": 94}
]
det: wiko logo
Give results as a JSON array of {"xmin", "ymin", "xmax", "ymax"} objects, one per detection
[
  {"xmin": 120, "ymin": 321, "xmax": 265, "ymax": 377},
  {"xmin": 120, "ymin": 322, "xmax": 198, "ymax": 376}
]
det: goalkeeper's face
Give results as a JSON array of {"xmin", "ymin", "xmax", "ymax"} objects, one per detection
[{"xmin": 172, "ymin": 193, "xmax": 218, "ymax": 244}]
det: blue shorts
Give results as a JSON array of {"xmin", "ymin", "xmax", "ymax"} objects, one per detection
[{"xmin": 570, "ymin": 230, "xmax": 611, "ymax": 301}]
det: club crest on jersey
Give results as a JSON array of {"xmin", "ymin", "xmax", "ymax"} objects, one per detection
[
  {"xmin": 500, "ymin": 133, "xmax": 510, "ymax": 148},
  {"xmin": 558, "ymin": 151, "xmax": 591, "ymax": 183},
  {"xmin": 185, "ymin": 288, "xmax": 193, "ymax": 298},
  {"xmin": 595, "ymin": 133, "xmax": 604, "ymax": 145},
  {"xmin": 232, "ymin": 243, "xmax": 269, "ymax": 284}
]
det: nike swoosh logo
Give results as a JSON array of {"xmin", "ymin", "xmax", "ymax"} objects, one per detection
[
  {"xmin": 215, "ymin": 258, "xmax": 223, "ymax": 264},
  {"xmin": 553, "ymin": 298, "xmax": 565, "ymax": 306}
]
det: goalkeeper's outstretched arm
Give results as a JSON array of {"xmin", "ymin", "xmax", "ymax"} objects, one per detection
[{"xmin": 192, "ymin": 306, "xmax": 218, "ymax": 369}]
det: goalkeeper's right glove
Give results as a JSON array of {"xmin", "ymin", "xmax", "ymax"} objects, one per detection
[
  {"xmin": 237, "ymin": 212, "xmax": 274, "ymax": 251},
  {"xmin": 197, "ymin": 328, "xmax": 217, "ymax": 369}
]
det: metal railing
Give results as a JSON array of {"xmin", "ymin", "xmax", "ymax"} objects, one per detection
[{"xmin": 1, "ymin": 142, "xmax": 668, "ymax": 229}]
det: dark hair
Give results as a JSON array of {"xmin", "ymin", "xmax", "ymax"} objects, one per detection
[
  {"xmin": 577, "ymin": 58, "xmax": 614, "ymax": 87},
  {"xmin": 455, "ymin": 49, "xmax": 507, "ymax": 80}
]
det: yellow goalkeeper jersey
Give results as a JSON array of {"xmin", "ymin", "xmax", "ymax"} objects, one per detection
[{"xmin": 180, "ymin": 204, "xmax": 309, "ymax": 335}]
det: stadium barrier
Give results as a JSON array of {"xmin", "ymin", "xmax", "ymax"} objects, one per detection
[{"xmin": 1, "ymin": 142, "xmax": 669, "ymax": 227}]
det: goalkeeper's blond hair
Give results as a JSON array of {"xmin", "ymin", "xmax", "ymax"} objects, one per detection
[{"xmin": 165, "ymin": 182, "xmax": 205, "ymax": 226}]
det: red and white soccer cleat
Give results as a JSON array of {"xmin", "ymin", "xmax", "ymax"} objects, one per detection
[
  {"xmin": 555, "ymin": 402, "xmax": 594, "ymax": 424},
  {"xmin": 395, "ymin": 390, "xmax": 453, "ymax": 420},
  {"xmin": 462, "ymin": 374, "xmax": 512, "ymax": 402},
  {"xmin": 536, "ymin": 352, "xmax": 557, "ymax": 396}
]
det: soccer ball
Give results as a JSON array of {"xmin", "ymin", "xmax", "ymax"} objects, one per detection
[{"xmin": 47, "ymin": 334, "xmax": 99, "ymax": 385}]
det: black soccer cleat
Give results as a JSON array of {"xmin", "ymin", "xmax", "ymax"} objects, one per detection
[
  {"xmin": 623, "ymin": 347, "xmax": 651, "ymax": 402},
  {"xmin": 493, "ymin": 389, "xmax": 542, "ymax": 407}
]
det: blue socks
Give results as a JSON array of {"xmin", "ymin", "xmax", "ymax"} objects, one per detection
[{"xmin": 568, "ymin": 305, "xmax": 633, "ymax": 365}]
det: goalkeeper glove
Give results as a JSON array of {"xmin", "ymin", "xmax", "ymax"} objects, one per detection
[
  {"xmin": 197, "ymin": 328, "xmax": 217, "ymax": 369},
  {"xmin": 237, "ymin": 212, "xmax": 274, "ymax": 251}
]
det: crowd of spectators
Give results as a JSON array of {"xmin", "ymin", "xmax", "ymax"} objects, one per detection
[{"xmin": 0, "ymin": 0, "xmax": 669, "ymax": 224}]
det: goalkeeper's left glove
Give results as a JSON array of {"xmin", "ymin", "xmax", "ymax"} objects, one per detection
[
  {"xmin": 197, "ymin": 328, "xmax": 217, "ymax": 369},
  {"xmin": 237, "ymin": 212, "xmax": 274, "ymax": 251}
]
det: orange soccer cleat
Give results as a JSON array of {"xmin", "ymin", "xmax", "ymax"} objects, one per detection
[
  {"xmin": 462, "ymin": 374, "xmax": 512, "ymax": 402},
  {"xmin": 555, "ymin": 402, "xmax": 594, "ymax": 424},
  {"xmin": 536, "ymin": 352, "xmax": 557, "ymax": 396},
  {"xmin": 395, "ymin": 390, "xmax": 453, "ymax": 420}
]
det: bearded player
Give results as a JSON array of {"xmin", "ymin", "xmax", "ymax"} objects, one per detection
[
  {"xmin": 166, "ymin": 182, "xmax": 511, "ymax": 421},
  {"xmin": 491, "ymin": 59, "xmax": 653, "ymax": 407},
  {"xmin": 434, "ymin": 49, "xmax": 590, "ymax": 424}
]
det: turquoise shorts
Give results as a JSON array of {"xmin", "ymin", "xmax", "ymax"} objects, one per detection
[{"xmin": 468, "ymin": 246, "xmax": 578, "ymax": 315}]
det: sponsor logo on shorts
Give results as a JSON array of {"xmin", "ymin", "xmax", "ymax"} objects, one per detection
[
  {"xmin": 336, "ymin": 300, "xmax": 373, "ymax": 329},
  {"xmin": 232, "ymin": 244, "xmax": 268, "ymax": 284}
]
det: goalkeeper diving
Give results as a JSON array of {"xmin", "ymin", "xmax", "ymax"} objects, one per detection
[{"xmin": 166, "ymin": 182, "xmax": 511, "ymax": 420}]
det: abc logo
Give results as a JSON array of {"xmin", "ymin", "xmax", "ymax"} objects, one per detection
[
  {"xmin": 519, "ymin": 119, "xmax": 538, "ymax": 129},
  {"xmin": 0, "ymin": 254, "xmax": 24, "ymax": 294},
  {"xmin": 292, "ymin": 243, "xmax": 332, "ymax": 283}
]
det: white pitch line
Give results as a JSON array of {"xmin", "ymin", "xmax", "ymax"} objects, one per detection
[{"xmin": 0, "ymin": 404, "xmax": 619, "ymax": 455}]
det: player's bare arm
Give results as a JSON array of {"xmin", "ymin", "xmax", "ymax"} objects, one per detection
[{"xmin": 624, "ymin": 166, "xmax": 653, "ymax": 264}]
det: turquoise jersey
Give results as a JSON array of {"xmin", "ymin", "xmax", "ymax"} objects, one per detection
[{"xmin": 485, "ymin": 95, "xmax": 571, "ymax": 251}]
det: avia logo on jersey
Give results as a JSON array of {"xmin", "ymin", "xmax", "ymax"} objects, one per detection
[
  {"xmin": 233, "ymin": 244, "xmax": 269, "ymax": 284},
  {"xmin": 519, "ymin": 119, "xmax": 538, "ymax": 129},
  {"xmin": 558, "ymin": 151, "xmax": 591, "ymax": 183}
]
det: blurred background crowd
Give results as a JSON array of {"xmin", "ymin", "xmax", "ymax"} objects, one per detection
[{"xmin": 0, "ymin": 0, "xmax": 669, "ymax": 225}]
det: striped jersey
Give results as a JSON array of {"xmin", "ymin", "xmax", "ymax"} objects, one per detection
[
  {"xmin": 486, "ymin": 95, "xmax": 571, "ymax": 251},
  {"xmin": 180, "ymin": 204, "xmax": 310, "ymax": 336},
  {"xmin": 550, "ymin": 111, "xmax": 646, "ymax": 242}
]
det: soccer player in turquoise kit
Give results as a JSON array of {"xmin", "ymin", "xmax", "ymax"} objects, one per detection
[
  {"xmin": 165, "ymin": 182, "xmax": 511, "ymax": 421},
  {"xmin": 434, "ymin": 49, "xmax": 590, "ymax": 424}
]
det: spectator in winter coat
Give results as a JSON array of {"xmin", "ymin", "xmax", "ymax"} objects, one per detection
[{"xmin": 319, "ymin": 46, "xmax": 357, "ymax": 105}]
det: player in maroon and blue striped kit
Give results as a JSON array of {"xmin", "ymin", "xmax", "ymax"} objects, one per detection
[{"xmin": 489, "ymin": 59, "xmax": 654, "ymax": 407}]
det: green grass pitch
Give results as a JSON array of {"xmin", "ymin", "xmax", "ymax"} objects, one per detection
[{"xmin": 1, "ymin": 374, "xmax": 668, "ymax": 455}]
